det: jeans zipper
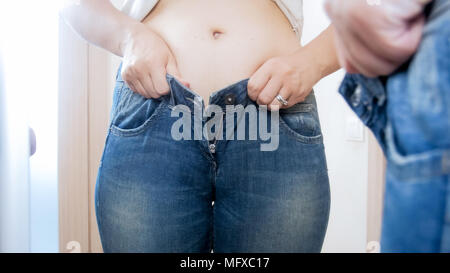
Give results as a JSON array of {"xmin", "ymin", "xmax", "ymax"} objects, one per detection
[{"xmin": 209, "ymin": 139, "xmax": 217, "ymax": 154}]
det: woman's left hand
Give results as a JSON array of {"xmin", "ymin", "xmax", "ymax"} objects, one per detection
[{"xmin": 247, "ymin": 47, "xmax": 321, "ymax": 110}]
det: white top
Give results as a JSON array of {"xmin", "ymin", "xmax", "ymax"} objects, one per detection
[{"xmin": 120, "ymin": 0, "xmax": 304, "ymax": 40}]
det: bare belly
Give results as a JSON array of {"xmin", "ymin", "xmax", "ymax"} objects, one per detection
[{"xmin": 142, "ymin": 0, "xmax": 302, "ymax": 102}]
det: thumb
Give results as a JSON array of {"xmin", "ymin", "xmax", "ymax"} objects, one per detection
[
  {"xmin": 166, "ymin": 56, "xmax": 190, "ymax": 89},
  {"xmin": 395, "ymin": 16, "xmax": 425, "ymax": 60}
]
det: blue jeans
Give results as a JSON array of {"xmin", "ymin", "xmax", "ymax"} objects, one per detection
[
  {"xmin": 339, "ymin": 0, "xmax": 450, "ymax": 253},
  {"xmin": 95, "ymin": 65, "xmax": 330, "ymax": 253}
]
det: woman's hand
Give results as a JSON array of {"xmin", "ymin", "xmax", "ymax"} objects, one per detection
[
  {"xmin": 60, "ymin": 0, "xmax": 190, "ymax": 98},
  {"xmin": 247, "ymin": 48, "xmax": 319, "ymax": 110},
  {"xmin": 248, "ymin": 26, "xmax": 340, "ymax": 110},
  {"xmin": 325, "ymin": 0, "xmax": 432, "ymax": 77},
  {"xmin": 120, "ymin": 23, "xmax": 190, "ymax": 98}
]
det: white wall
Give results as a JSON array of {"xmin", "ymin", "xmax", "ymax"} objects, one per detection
[
  {"xmin": 0, "ymin": 2, "xmax": 32, "ymax": 253},
  {"xmin": 303, "ymin": 0, "xmax": 369, "ymax": 253},
  {"xmin": 0, "ymin": 53, "xmax": 30, "ymax": 253},
  {"xmin": 27, "ymin": 3, "xmax": 60, "ymax": 253},
  {"xmin": 1, "ymin": 1, "xmax": 60, "ymax": 253}
]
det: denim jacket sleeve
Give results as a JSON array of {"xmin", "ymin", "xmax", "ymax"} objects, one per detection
[{"xmin": 338, "ymin": 74, "xmax": 388, "ymax": 154}]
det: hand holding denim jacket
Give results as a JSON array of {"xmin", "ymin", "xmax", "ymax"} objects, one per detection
[{"xmin": 338, "ymin": 0, "xmax": 450, "ymax": 182}]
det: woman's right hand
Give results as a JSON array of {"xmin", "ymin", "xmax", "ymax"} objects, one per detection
[
  {"xmin": 325, "ymin": 0, "xmax": 431, "ymax": 77},
  {"xmin": 120, "ymin": 23, "xmax": 190, "ymax": 98}
]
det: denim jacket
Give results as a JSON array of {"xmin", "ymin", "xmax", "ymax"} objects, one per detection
[{"xmin": 338, "ymin": 0, "xmax": 450, "ymax": 182}]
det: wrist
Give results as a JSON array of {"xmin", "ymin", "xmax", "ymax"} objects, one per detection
[{"xmin": 292, "ymin": 46, "xmax": 325, "ymax": 85}]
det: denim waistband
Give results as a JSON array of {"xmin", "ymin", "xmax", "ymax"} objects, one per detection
[
  {"xmin": 165, "ymin": 74, "xmax": 253, "ymax": 112},
  {"xmin": 164, "ymin": 74, "xmax": 317, "ymax": 112}
]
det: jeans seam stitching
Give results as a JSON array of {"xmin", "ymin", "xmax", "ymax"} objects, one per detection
[{"xmin": 279, "ymin": 117, "xmax": 323, "ymax": 144}]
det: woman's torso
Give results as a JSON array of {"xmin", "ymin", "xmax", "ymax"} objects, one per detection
[{"xmin": 142, "ymin": 0, "xmax": 302, "ymax": 102}]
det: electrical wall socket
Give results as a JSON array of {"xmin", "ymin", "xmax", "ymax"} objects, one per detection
[{"xmin": 346, "ymin": 115, "xmax": 365, "ymax": 142}]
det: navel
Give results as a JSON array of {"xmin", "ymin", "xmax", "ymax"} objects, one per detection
[{"xmin": 211, "ymin": 29, "xmax": 224, "ymax": 40}]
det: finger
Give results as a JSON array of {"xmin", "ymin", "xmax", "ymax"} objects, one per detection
[
  {"xmin": 345, "ymin": 61, "xmax": 359, "ymax": 75},
  {"xmin": 123, "ymin": 75, "xmax": 139, "ymax": 95},
  {"xmin": 388, "ymin": 16, "xmax": 425, "ymax": 59},
  {"xmin": 388, "ymin": 0, "xmax": 431, "ymax": 21},
  {"xmin": 346, "ymin": 36, "xmax": 398, "ymax": 77},
  {"xmin": 126, "ymin": 80, "xmax": 138, "ymax": 95},
  {"xmin": 268, "ymin": 99, "xmax": 281, "ymax": 112},
  {"xmin": 323, "ymin": 0, "xmax": 340, "ymax": 19},
  {"xmin": 332, "ymin": 28, "xmax": 362, "ymax": 74},
  {"xmin": 256, "ymin": 77, "xmax": 283, "ymax": 106},
  {"xmin": 333, "ymin": 24, "xmax": 372, "ymax": 75},
  {"xmin": 247, "ymin": 63, "xmax": 272, "ymax": 101},
  {"xmin": 353, "ymin": 11, "xmax": 424, "ymax": 64},
  {"xmin": 139, "ymin": 73, "xmax": 157, "ymax": 98},
  {"xmin": 133, "ymin": 79, "xmax": 150, "ymax": 98},
  {"xmin": 334, "ymin": 24, "xmax": 396, "ymax": 77},
  {"xmin": 323, "ymin": 0, "xmax": 333, "ymax": 16},
  {"xmin": 150, "ymin": 63, "xmax": 170, "ymax": 95},
  {"xmin": 166, "ymin": 56, "xmax": 190, "ymax": 88},
  {"xmin": 416, "ymin": 0, "xmax": 433, "ymax": 6},
  {"xmin": 122, "ymin": 69, "xmax": 138, "ymax": 92},
  {"xmin": 269, "ymin": 86, "xmax": 291, "ymax": 111}
]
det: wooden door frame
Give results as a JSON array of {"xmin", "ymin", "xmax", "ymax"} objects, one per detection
[
  {"xmin": 58, "ymin": 18, "xmax": 117, "ymax": 253},
  {"xmin": 58, "ymin": 17, "xmax": 89, "ymax": 253},
  {"xmin": 367, "ymin": 132, "xmax": 386, "ymax": 247}
]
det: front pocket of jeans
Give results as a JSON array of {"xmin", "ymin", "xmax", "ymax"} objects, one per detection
[
  {"xmin": 110, "ymin": 86, "xmax": 164, "ymax": 137},
  {"xmin": 279, "ymin": 103, "xmax": 322, "ymax": 143}
]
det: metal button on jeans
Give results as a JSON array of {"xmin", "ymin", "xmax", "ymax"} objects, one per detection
[
  {"xmin": 224, "ymin": 94, "xmax": 236, "ymax": 105},
  {"xmin": 209, "ymin": 143, "xmax": 216, "ymax": 154},
  {"xmin": 351, "ymin": 85, "xmax": 362, "ymax": 107}
]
